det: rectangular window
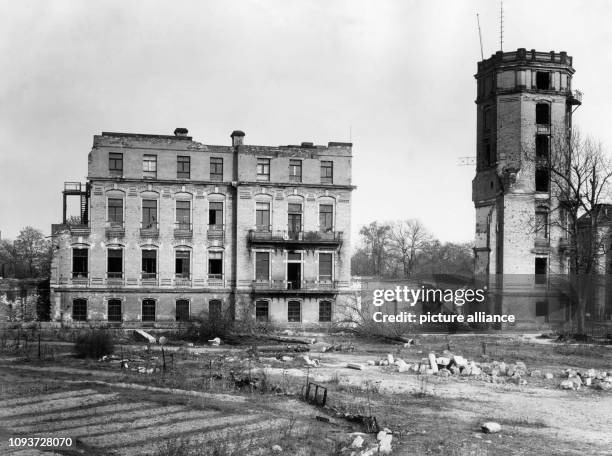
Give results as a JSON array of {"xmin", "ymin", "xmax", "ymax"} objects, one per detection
[
  {"xmin": 109, "ymin": 153, "xmax": 123, "ymax": 173},
  {"xmin": 142, "ymin": 299, "xmax": 156, "ymax": 322},
  {"xmin": 321, "ymin": 161, "xmax": 333, "ymax": 184},
  {"xmin": 535, "ymin": 169, "xmax": 550, "ymax": 192},
  {"xmin": 107, "ymin": 249, "xmax": 123, "ymax": 278},
  {"xmin": 176, "ymin": 200, "xmax": 191, "ymax": 229},
  {"xmin": 142, "ymin": 250, "xmax": 157, "ymax": 277},
  {"xmin": 536, "ymin": 72, "xmax": 550, "ymax": 90},
  {"xmin": 210, "ymin": 157, "xmax": 223, "ymax": 181},
  {"xmin": 535, "ymin": 258, "xmax": 547, "ymax": 285},
  {"xmin": 257, "ymin": 158, "xmax": 270, "ymax": 181},
  {"xmin": 208, "ymin": 251, "xmax": 223, "ymax": 279},
  {"xmin": 177, "ymin": 156, "xmax": 190, "ymax": 179},
  {"xmin": 536, "ymin": 135, "xmax": 549, "ymax": 161},
  {"xmin": 107, "ymin": 299, "xmax": 122, "ymax": 322},
  {"xmin": 209, "ymin": 300, "xmax": 222, "ymax": 320},
  {"xmin": 72, "ymin": 299, "xmax": 87, "ymax": 321},
  {"xmin": 142, "ymin": 199, "xmax": 157, "ymax": 229},
  {"xmin": 256, "ymin": 202, "xmax": 270, "ymax": 231},
  {"xmin": 483, "ymin": 108, "xmax": 492, "ymax": 131},
  {"xmin": 288, "ymin": 301, "xmax": 301, "ymax": 322},
  {"xmin": 319, "ymin": 301, "xmax": 332, "ymax": 322},
  {"xmin": 289, "ymin": 159, "xmax": 302, "ymax": 182},
  {"xmin": 72, "ymin": 249, "xmax": 88, "ymax": 278},
  {"xmin": 209, "ymin": 202, "xmax": 223, "ymax": 228},
  {"xmin": 143, "ymin": 154, "xmax": 157, "ymax": 178},
  {"xmin": 108, "ymin": 198, "xmax": 123, "ymax": 226},
  {"xmin": 176, "ymin": 300, "xmax": 190, "ymax": 322},
  {"xmin": 535, "ymin": 210, "xmax": 549, "ymax": 239},
  {"xmin": 255, "ymin": 252, "xmax": 270, "ymax": 281},
  {"xmin": 175, "ymin": 250, "xmax": 191, "ymax": 277},
  {"xmin": 288, "ymin": 203, "xmax": 302, "ymax": 237},
  {"xmin": 536, "ymin": 104, "xmax": 550, "ymax": 125},
  {"xmin": 319, "ymin": 205, "xmax": 333, "ymax": 232},
  {"xmin": 255, "ymin": 300, "xmax": 269, "ymax": 322},
  {"xmin": 319, "ymin": 253, "xmax": 333, "ymax": 282}
]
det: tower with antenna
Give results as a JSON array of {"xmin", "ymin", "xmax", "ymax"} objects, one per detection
[{"xmin": 472, "ymin": 48, "xmax": 581, "ymax": 324}]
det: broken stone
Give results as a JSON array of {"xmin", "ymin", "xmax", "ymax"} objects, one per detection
[
  {"xmin": 158, "ymin": 336, "xmax": 167, "ymax": 345},
  {"xmin": 134, "ymin": 329, "xmax": 156, "ymax": 344},
  {"xmin": 281, "ymin": 356, "xmax": 293, "ymax": 362},
  {"xmin": 585, "ymin": 377, "xmax": 592, "ymax": 386},
  {"xmin": 560, "ymin": 380, "xmax": 576, "ymax": 390},
  {"xmin": 367, "ymin": 360, "xmax": 375, "ymax": 366},
  {"xmin": 470, "ymin": 365, "xmax": 482, "ymax": 376},
  {"xmin": 461, "ymin": 366, "xmax": 472, "ymax": 376},
  {"xmin": 428, "ymin": 353, "xmax": 439, "ymax": 373},
  {"xmin": 397, "ymin": 359, "xmax": 410, "ymax": 373},
  {"xmin": 208, "ymin": 337, "xmax": 221, "ymax": 346},
  {"xmin": 387, "ymin": 354, "xmax": 394, "ymax": 364},
  {"xmin": 450, "ymin": 365, "xmax": 460, "ymax": 375},
  {"xmin": 516, "ymin": 361, "xmax": 526, "ymax": 371},
  {"xmin": 498, "ymin": 362, "xmax": 507, "ymax": 376},
  {"xmin": 350, "ymin": 435, "xmax": 364, "ymax": 449},
  {"xmin": 436, "ymin": 356, "xmax": 451, "ymax": 366},
  {"xmin": 544, "ymin": 372, "xmax": 554, "ymax": 379},
  {"xmin": 530, "ymin": 370, "xmax": 542, "ymax": 378},
  {"xmin": 452, "ymin": 355, "xmax": 468, "ymax": 368},
  {"xmin": 347, "ymin": 363, "xmax": 364, "ymax": 370},
  {"xmin": 376, "ymin": 430, "xmax": 393, "ymax": 454},
  {"xmin": 303, "ymin": 355, "xmax": 319, "ymax": 367},
  {"xmin": 481, "ymin": 422, "xmax": 501, "ymax": 434},
  {"xmin": 272, "ymin": 444, "xmax": 283, "ymax": 453},
  {"xmin": 437, "ymin": 369, "xmax": 451, "ymax": 377}
]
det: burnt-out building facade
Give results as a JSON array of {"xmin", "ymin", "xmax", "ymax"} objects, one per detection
[{"xmin": 50, "ymin": 129, "xmax": 354, "ymax": 327}]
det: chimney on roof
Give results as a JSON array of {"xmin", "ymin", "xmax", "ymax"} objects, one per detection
[
  {"xmin": 174, "ymin": 127, "xmax": 188, "ymax": 137},
  {"xmin": 301, "ymin": 142, "xmax": 314, "ymax": 148},
  {"xmin": 231, "ymin": 130, "xmax": 245, "ymax": 147}
]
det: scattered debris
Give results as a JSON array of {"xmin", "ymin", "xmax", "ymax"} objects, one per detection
[
  {"xmin": 302, "ymin": 382, "xmax": 327, "ymax": 406},
  {"xmin": 303, "ymin": 355, "xmax": 320, "ymax": 367},
  {"xmin": 350, "ymin": 435, "xmax": 364, "ymax": 449},
  {"xmin": 481, "ymin": 422, "xmax": 501, "ymax": 434},
  {"xmin": 376, "ymin": 428, "xmax": 393, "ymax": 454},
  {"xmin": 347, "ymin": 363, "xmax": 364, "ymax": 370},
  {"xmin": 272, "ymin": 444, "xmax": 283, "ymax": 453},
  {"xmin": 208, "ymin": 337, "xmax": 221, "ymax": 346}
]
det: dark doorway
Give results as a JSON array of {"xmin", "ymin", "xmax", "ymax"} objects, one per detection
[{"xmin": 287, "ymin": 263, "xmax": 301, "ymax": 289}]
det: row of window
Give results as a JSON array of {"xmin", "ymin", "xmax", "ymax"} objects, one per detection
[
  {"xmin": 109, "ymin": 153, "xmax": 334, "ymax": 184},
  {"xmin": 72, "ymin": 248, "xmax": 333, "ymax": 282},
  {"xmin": 107, "ymin": 198, "xmax": 335, "ymax": 233},
  {"xmin": 71, "ymin": 298, "xmax": 333, "ymax": 323}
]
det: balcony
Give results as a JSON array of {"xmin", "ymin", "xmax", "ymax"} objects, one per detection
[
  {"xmin": 207, "ymin": 274, "xmax": 225, "ymax": 288},
  {"xmin": 207, "ymin": 225, "xmax": 225, "ymax": 243},
  {"xmin": 251, "ymin": 279, "xmax": 339, "ymax": 295},
  {"xmin": 247, "ymin": 229, "xmax": 343, "ymax": 248},
  {"xmin": 106, "ymin": 272, "xmax": 124, "ymax": 286},
  {"xmin": 141, "ymin": 273, "xmax": 158, "ymax": 286},
  {"xmin": 568, "ymin": 89, "xmax": 582, "ymax": 106},
  {"xmin": 174, "ymin": 222, "xmax": 193, "ymax": 239},
  {"xmin": 140, "ymin": 222, "xmax": 159, "ymax": 238},
  {"xmin": 106, "ymin": 222, "xmax": 125, "ymax": 238},
  {"xmin": 71, "ymin": 273, "xmax": 89, "ymax": 286},
  {"xmin": 174, "ymin": 274, "xmax": 192, "ymax": 287},
  {"xmin": 69, "ymin": 224, "xmax": 91, "ymax": 236}
]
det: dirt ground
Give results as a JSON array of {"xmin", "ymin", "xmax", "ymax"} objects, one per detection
[{"xmin": 0, "ymin": 333, "xmax": 611, "ymax": 455}]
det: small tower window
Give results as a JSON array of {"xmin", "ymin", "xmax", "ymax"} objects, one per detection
[
  {"xmin": 536, "ymin": 72, "xmax": 550, "ymax": 90},
  {"xmin": 535, "ymin": 135, "xmax": 549, "ymax": 161}
]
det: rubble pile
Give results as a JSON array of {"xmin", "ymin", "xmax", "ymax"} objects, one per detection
[{"xmin": 560, "ymin": 368, "xmax": 612, "ymax": 391}]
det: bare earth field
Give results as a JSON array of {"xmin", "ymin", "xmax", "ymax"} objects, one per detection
[{"xmin": 0, "ymin": 334, "xmax": 611, "ymax": 455}]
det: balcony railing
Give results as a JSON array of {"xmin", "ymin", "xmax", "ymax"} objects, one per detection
[
  {"xmin": 106, "ymin": 222, "xmax": 125, "ymax": 238},
  {"xmin": 69, "ymin": 224, "xmax": 90, "ymax": 236},
  {"xmin": 140, "ymin": 222, "xmax": 159, "ymax": 238},
  {"xmin": 248, "ymin": 229, "xmax": 343, "ymax": 246},
  {"xmin": 71, "ymin": 273, "xmax": 89, "ymax": 286},
  {"xmin": 207, "ymin": 274, "xmax": 224, "ymax": 287},
  {"xmin": 106, "ymin": 272, "xmax": 124, "ymax": 285},
  {"xmin": 174, "ymin": 222, "xmax": 193, "ymax": 238},
  {"xmin": 174, "ymin": 274, "xmax": 192, "ymax": 287},
  {"xmin": 251, "ymin": 279, "xmax": 339, "ymax": 292},
  {"xmin": 141, "ymin": 273, "xmax": 158, "ymax": 286},
  {"xmin": 207, "ymin": 225, "xmax": 225, "ymax": 241}
]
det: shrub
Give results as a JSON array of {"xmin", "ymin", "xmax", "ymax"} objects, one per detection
[{"xmin": 74, "ymin": 330, "xmax": 115, "ymax": 358}]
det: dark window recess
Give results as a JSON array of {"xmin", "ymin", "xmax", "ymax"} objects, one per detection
[
  {"xmin": 288, "ymin": 301, "xmax": 301, "ymax": 322},
  {"xmin": 535, "ymin": 169, "xmax": 550, "ymax": 192},
  {"xmin": 209, "ymin": 202, "xmax": 223, "ymax": 228},
  {"xmin": 256, "ymin": 202, "xmax": 270, "ymax": 231},
  {"xmin": 210, "ymin": 157, "xmax": 223, "ymax": 181},
  {"xmin": 256, "ymin": 300, "xmax": 269, "ymax": 322},
  {"xmin": 483, "ymin": 108, "xmax": 491, "ymax": 130},
  {"xmin": 536, "ymin": 72, "xmax": 550, "ymax": 90},
  {"xmin": 108, "ymin": 198, "xmax": 123, "ymax": 225},
  {"xmin": 288, "ymin": 203, "xmax": 302, "ymax": 237},
  {"xmin": 319, "ymin": 301, "xmax": 332, "ymax": 322},
  {"xmin": 289, "ymin": 159, "xmax": 302, "ymax": 182},
  {"xmin": 109, "ymin": 153, "xmax": 123, "ymax": 172},
  {"xmin": 107, "ymin": 249, "xmax": 123, "ymax": 277},
  {"xmin": 107, "ymin": 299, "xmax": 122, "ymax": 322},
  {"xmin": 142, "ymin": 250, "xmax": 157, "ymax": 277},
  {"xmin": 209, "ymin": 300, "xmax": 222, "ymax": 320},
  {"xmin": 255, "ymin": 252, "xmax": 270, "ymax": 281},
  {"xmin": 536, "ymin": 104, "xmax": 550, "ymax": 125},
  {"xmin": 257, "ymin": 158, "xmax": 270, "ymax": 181},
  {"xmin": 72, "ymin": 299, "xmax": 87, "ymax": 321},
  {"xmin": 535, "ymin": 209, "xmax": 549, "ymax": 239},
  {"xmin": 72, "ymin": 249, "xmax": 88, "ymax": 278},
  {"xmin": 208, "ymin": 252, "xmax": 223, "ymax": 278},
  {"xmin": 319, "ymin": 205, "xmax": 333, "ymax": 232},
  {"xmin": 319, "ymin": 253, "xmax": 333, "ymax": 282},
  {"xmin": 142, "ymin": 299, "xmax": 156, "ymax": 322},
  {"xmin": 321, "ymin": 161, "xmax": 333, "ymax": 184},
  {"xmin": 177, "ymin": 156, "xmax": 190, "ymax": 179},
  {"xmin": 176, "ymin": 299, "xmax": 190, "ymax": 322},
  {"xmin": 142, "ymin": 199, "xmax": 157, "ymax": 229},
  {"xmin": 175, "ymin": 250, "xmax": 190, "ymax": 277},
  {"xmin": 536, "ymin": 300, "xmax": 549, "ymax": 317},
  {"xmin": 536, "ymin": 135, "xmax": 549, "ymax": 161},
  {"xmin": 176, "ymin": 200, "xmax": 191, "ymax": 229},
  {"xmin": 535, "ymin": 258, "xmax": 548, "ymax": 284}
]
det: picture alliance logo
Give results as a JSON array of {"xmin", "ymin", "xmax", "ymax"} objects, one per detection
[{"xmin": 372, "ymin": 286, "xmax": 487, "ymax": 307}]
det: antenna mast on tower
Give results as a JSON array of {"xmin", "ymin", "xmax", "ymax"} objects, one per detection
[
  {"xmin": 476, "ymin": 13, "xmax": 484, "ymax": 60},
  {"xmin": 499, "ymin": 0, "xmax": 504, "ymax": 51}
]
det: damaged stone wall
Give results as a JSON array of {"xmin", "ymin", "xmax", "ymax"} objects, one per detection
[{"xmin": 0, "ymin": 278, "xmax": 50, "ymax": 322}]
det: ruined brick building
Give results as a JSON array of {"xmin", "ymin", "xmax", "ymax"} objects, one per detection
[
  {"xmin": 50, "ymin": 129, "xmax": 354, "ymax": 327},
  {"xmin": 472, "ymin": 49, "xmax": 582, "ymax": 327}
]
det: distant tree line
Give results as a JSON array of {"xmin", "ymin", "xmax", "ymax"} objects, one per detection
[
  {"xmin": 0, "ymin": 227, "xmax": 53, "ymax": 279},
  {"xmin": 351, "ymin": 219, "xmax": 474, "ymax": 278}
]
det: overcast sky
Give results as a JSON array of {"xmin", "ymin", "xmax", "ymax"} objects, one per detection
[{"xmin": 1, "ymin": 0, "xmax": 610, "ymax": 247}]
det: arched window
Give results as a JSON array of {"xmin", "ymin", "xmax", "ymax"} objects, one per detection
[
  {"xmin": 72, "ymin": 299, "xmax": 87, "ymax": 321},
  {"xmin": 107, "ymin": 299, "xmax": 122, "ymax": 322},
  {"xmin": 176, "ymin": 299, "xmax": 190, "ymax": 322},
  {"xmin": 255, "ymin": 300, "xmax": 269, "ymax": 322},
  {"xmin": 319, "ymin": 301, "xmax": 332, "ymax": 322},
  {"xmin": 142, "ymin": 299, "xmax": 156, "ymax": 322}
]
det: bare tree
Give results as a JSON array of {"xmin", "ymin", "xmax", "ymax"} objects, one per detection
[
  {"xmin": 14, "ymin": 227, "xmax": 51, "ymax": 278},
  {"xmin": 358, "ymin": 222, "xmax": 392, "ymax": 276},
  {"xmin": 389, "ymin": 219, "xmax": 432, "ymax": 278}
]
